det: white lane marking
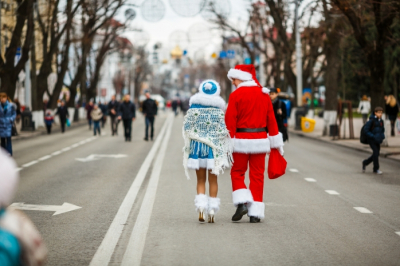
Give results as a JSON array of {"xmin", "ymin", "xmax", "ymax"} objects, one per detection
[
  {"xmin": 79, "ymin": 141, "xmax": 86, "ymax": 145},
  {"xmin": 71, "ymin": 143, "xmax": 80, "ymax": 148},
  {"xmin": 325, "ymin": 190, "xmax": 340, "ymax": 195},
  {"xmin": 10, "ymin": 202, "xmax": 81, "ymax": 216},
  {"xmin": 16, "ymin": 168, "xmax": 22, "ymax": 172},
  {"xmin": 354, "ymin": 207, "xmax": 373, "ymax": 214},
  {"xmin": 22, "ymin": 160, "xmax": 39, "ymax": 168},
  {"xmin": 38, "ymin": 155, "xmax": 52, "ymax": 161},
  {"xmin": 121, "ymin": 113, "xmax": 174, "ymax": 266},
  {"xmin": 396, "ymin": 232, "xmax": 400, "ymax": 237},
  {"xmin": 289, "ymin": 168, "xmax": 299, "ymax": 173},
  {"xmin": 51, "ymin": 151, "xmax": 62, "ymax": 156},
  {"xmin": 305, "ymin": 178, "xmax": 316, "ymax": 182},
  {"xmin": 61, "ymin": 147, "xmax": 71, "ymax": 152},
  {"xmin": 89, "ymin": 115, "xmax": 172, "ymax": 266}
]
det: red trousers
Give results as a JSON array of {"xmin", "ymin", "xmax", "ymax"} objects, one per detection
[{"xmin": 231, "ymin": 152, "xmax": 266, "ymax": 202}]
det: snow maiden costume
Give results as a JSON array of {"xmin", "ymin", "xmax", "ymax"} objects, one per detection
[
  {"xmin": 182, "ymin": 79, "xmax": 233, "ymax": 222},
  {"xmin": 225, "ymin": 64, "xmax": 284, "ymax": 223}
]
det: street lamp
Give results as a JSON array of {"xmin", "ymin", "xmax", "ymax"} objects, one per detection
[{"xmin": 295, "ymin": 0, "xmax": 303, "ymax": 107}]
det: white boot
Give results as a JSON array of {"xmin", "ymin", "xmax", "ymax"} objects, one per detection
[
  {"xmin": 208, "ymin": 197, "xmax": 220, "ymax": 223},
  {"xmin": 194, "ymin": 194, "xmax": 208, "ymax": 222}
]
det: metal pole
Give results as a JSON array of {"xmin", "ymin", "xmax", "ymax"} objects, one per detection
[
  {"xmin": 295, "ymin": 0, "xmax": 303, "ymax": 107},
  {"xmin": 25, "ymin": 58, "xmax": 31, "ymax": 109}
]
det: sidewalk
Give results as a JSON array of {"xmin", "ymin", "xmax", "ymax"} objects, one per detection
[
  {"xmin": 13, "ymin": 119, "xmax": 88, "ymax": 141},
  {"xmin": 289, "ymin": 116, "xmax": 400, "ymax": 162}
]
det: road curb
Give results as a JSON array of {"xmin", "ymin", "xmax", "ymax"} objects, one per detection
[
  {"xmin": 13, "ymin": 120, "xmax": 88, "ymax": 142},
  {"xmin": 289, "ymin": 130, "xmax": 400, "ymax": 162}
]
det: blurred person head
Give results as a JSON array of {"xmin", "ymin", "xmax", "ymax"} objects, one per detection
[
  {"xmin": 89, "ymin": 100, "xmax": 94, "ymax": 106},
  {"xmin": 94, "ymin": 104, "xmax": 98, "ymax": 109},
  {"xmin": 386, "ymin": 95, "xmax": 397, "ymax": 107},
  {"xmin": 362, "ymin": 95, "xmax": 368, "ymax": 101},
  {"xmin": 230, "ymin": 78, "xmax": 243, "ymax": 88},
  {"xmin": 60, "ymin": 100, "xmax": 65, "ymax": 107},
  {"xmin": 111, "ymin": 95, "xmax": 116, "ymax": 101},
  {"xmin": 0, "ymin": 92, "xmax": 8, "ymax": 104},
  {"xmin": 0, "ymin": 149, "xmax": 19, "ymax": 209},
  {"xmin": 145, "ymin": 91, "xmax": 151, "ymax": 99},
  {"xmin": 374, "ymin": 106, "xmax": 383, "ymax": 119},
  {"xmin": 269, "ymin": 88, "xmax": 280, "ymax": 101},
  {"xmin": 124, "ymin": 94, "xmax": 131, "ymax": 102}
]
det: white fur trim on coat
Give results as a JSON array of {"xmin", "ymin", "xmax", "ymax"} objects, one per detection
[
  {"xmin": 237, "ymin": 80, "xmax": 259, "ymax": 88},
  {"xmin": 189, "ymin": 93, "xmax": 226, "ymax": 110},
  {"xmin": 208, "ymin": 197, "xmax": 220, "ymax": 213},
  {"xmin": 233, "ymin": 138, "xmax": 271, "ymax": 154},
  {"xmin": 232, "ymin": 189, "xmax": 254, "ymax": 206},
  {"xmin": 227, "ymin": 69, "xmax": 253, "ymax": 81},
  {"xmin": 262, "ymin": 87, "xmax": 270, "ymax": 94},
  {"xmin": 247, "ymin": 201, "xmax": 265, "ymax": 219},
  {"xmin": 194, "ymin": 194, "xmax": 208, "ymax": 212},
  {"xmin": 187, "ymin": 158, "xmax": 215, "ymax": 170},
  {"xmin": 268, "ymin": 133, "xmax": 284, "ymax": 155}
]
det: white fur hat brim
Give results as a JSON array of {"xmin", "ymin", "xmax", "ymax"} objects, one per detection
[
  {"xmin": 0, "ymin": 149, "xmax": 19, "ymax": 207},
  {"xmin": 227, "ymin": 68, "xmax": 253, "ymax": 81}
]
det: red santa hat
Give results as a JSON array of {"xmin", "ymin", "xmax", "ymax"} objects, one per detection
[{"xmin": 227, "ymin": 64, "xmax": 270, "ymax": 94}]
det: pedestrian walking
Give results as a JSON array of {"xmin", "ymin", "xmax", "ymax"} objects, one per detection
[
  {"xmin": 171, "ymin": 99, "xmax": 179, "ymax": 116},
  {"xmin": 182, "ymin": 80, "xmax": 233, "ymax": 223},
  {"xmin": 85, "ymin": 100, "xmax": 94, "ymax": 130},
  {"xmin": 358, "ymin": 95, "xmax": 371, "ymax": 124},
  {"xmin": 44, "ymin": 110, "xmax": 54, "ymax": 134},
  {"xmin": 362, "ymin": 107, "xmax": 385, "ymax": 174},
  {"xmin": 56, "ymin": 101, "xmax": 69, "ymax": 133},
  {"xmin": 108, "ymin": 95, "xmax": 120, "ymax": 136},
  {"xmin": 180, "ymin": 98, "xmax": 190, "ymax": 116},
  {"xmin": 385, "ymin": 95, "xmax": 399, "ymax": 136},
  {"xmin": 99, "ymin": 101, "xmax": 107, "ymax": 128},
  {"xmin": 269, "ymin": 87, "xmax": 288, "ymax": 142},
  {"xmin": 225, "ymin": 64, "xmax": 284, "ymax": 223},
  {"xmin": 91, "ymin": 104, "xmax": 103, "ymax": 136},
  {"xmin": 0, "ymin": 93, "xmax": 16, "ymax": 156},
  {"xmin": 0, "ymin": 149, "xmax": 48, "ymax": 266},
  {"xmin": 142, "ymin": 91, "xmax": 158, "ymax": 141},
  {"xmin": 118, "ymin": 95, "xmax": 136, "ymax": 142}
]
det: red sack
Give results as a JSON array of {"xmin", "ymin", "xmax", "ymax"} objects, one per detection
[{"xmin": 268, "ymin": 149, "xmax": 287, "ymax": 179}]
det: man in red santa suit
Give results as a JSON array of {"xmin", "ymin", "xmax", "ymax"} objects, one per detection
[{"xmin": 225, "ymin": 64, "xmax": 284, "ymax": 223}]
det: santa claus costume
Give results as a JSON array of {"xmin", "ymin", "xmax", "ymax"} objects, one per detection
[{"xmin": 225, "ymin": 64, "xmax": 284, "ymax": 223}]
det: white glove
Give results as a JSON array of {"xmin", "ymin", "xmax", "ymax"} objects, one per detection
[{"xmin": 278, "ymin": 146, "xmax": 284, "ymax": 156}]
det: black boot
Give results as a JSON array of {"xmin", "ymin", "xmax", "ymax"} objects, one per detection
[
  {"xmin": 232, "ymin": 204, "xmax": 248, "ymax": 221},
  {"xmin": 249, "ymin": 216, "xmax": 261, "ymax": 223}
]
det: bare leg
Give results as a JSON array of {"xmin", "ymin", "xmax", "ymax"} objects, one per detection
[
  {"xmin": 196, "ymin": 168, "xmax": 207, "ymax": 195},
  {"xmin": 208, "ymin": 171, "xmax": 218, "ymax": 197}
]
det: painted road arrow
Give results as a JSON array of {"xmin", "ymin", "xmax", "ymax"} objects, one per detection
[
  {"xmin": 75, "ymin": 154, "xmax": 128, "ymax": 162},
  {"xmin": 10, "ymin": 202, "xmax": 82, "ymax": 216}
]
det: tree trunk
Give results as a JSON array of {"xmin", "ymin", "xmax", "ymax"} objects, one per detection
[{"xmin": 368, "ymin": 48, "xmax": 386, "ymax": 110}]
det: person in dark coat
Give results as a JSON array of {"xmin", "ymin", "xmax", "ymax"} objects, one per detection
[
  {"xmin": 269, "ymin": 88, "xmax": 288, "ymax": 142},
  {"xmin": 44, "ymin": 110, "xmax": 54, "ymax": 134},
  {"xmin": 56, "ymin": 101, "xmax": 69, "ymax": 133},
  {"xmin": 0, "ymin": 93, "xmax": 16, "ymax": 155},
  {"xmin": 385, "ymin": 95, "xmax": 399, "ymax": 136},
  {"xmin": 85, "ymin": 100, "xmax": 94, "ymax": 130},
  {"xmin": 142, "ymin": 91, "xmax": 158, "ymax": 141},
  {"xmin": 99, "ymin": 101, "xmax": 107, "ymax": 128},
  {"xmin": 108, "ymin": 95, "xmax": 120, "ymax": 136},
  {"xmin": 171, "ymin": 99, "xmax": 179, "ymax": 116},
  {"xmin": 118, "ymin": 95, "xmax": 136, "ymax": 142},
  {"xmin": 362, "ymin": 107, "xmax": 385, "ymax": 174}
]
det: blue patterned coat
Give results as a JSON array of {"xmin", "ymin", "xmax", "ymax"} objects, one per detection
[{"xmin": 0, "ymin": 101, "xmax": 16, "ymax": 138}]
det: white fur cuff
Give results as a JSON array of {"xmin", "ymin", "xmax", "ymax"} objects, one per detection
[
  {"xmin": 269, "ymin": 133, "xmax": 284, "ymax": 149},
  {"xmin": 227, "ymin": 68, "xmax": 253, "ymax": 81},
  {"xmin": 208, "ymin": 197, "xmax": 220, "ymax": 213},
  {"xmin": 194, "ymin": 194, "xmax": 208, "ymax": 212},
  {"xmin": 187, "ymin": 158, "xmax": 215, "ymax": 170},
  {"xmin": 262, "ymin": 87, "xmax": 270, "ymax": 94},
  {"xmin": 247, "ymin": 201, "xmax": 265, "ymax": 219},
  {"xmin": 233, "ymin": 138, "xmax": 270, "ymax": 154},
  {"xmin": 232, "ymin": 189, "xmax": 254, "ymax": 206}
]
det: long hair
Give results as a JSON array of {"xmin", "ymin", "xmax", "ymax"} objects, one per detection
[{"xmin": 386, "ymin": 95, "xmax": 397, "ymax": 107}]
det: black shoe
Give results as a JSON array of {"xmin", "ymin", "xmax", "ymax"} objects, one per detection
[
  {"xmin": 362, "ymin": 162, "xmax": 366, "ymax": 173},
  {"xmin": 232, "ymin": 204, "xmax": 248, "ymax": 221},
  {"xmin": 144, "ymin": 138, "xmax": 148, "ymax": 141},
  {"xmin": 249, "ymin": 216, "xmax": 261, "ymax": 223}
]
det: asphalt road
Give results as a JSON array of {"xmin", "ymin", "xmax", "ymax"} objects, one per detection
[{"xmin": 11, "ymin": 112, "xmax": 400, "ymax": 266}]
